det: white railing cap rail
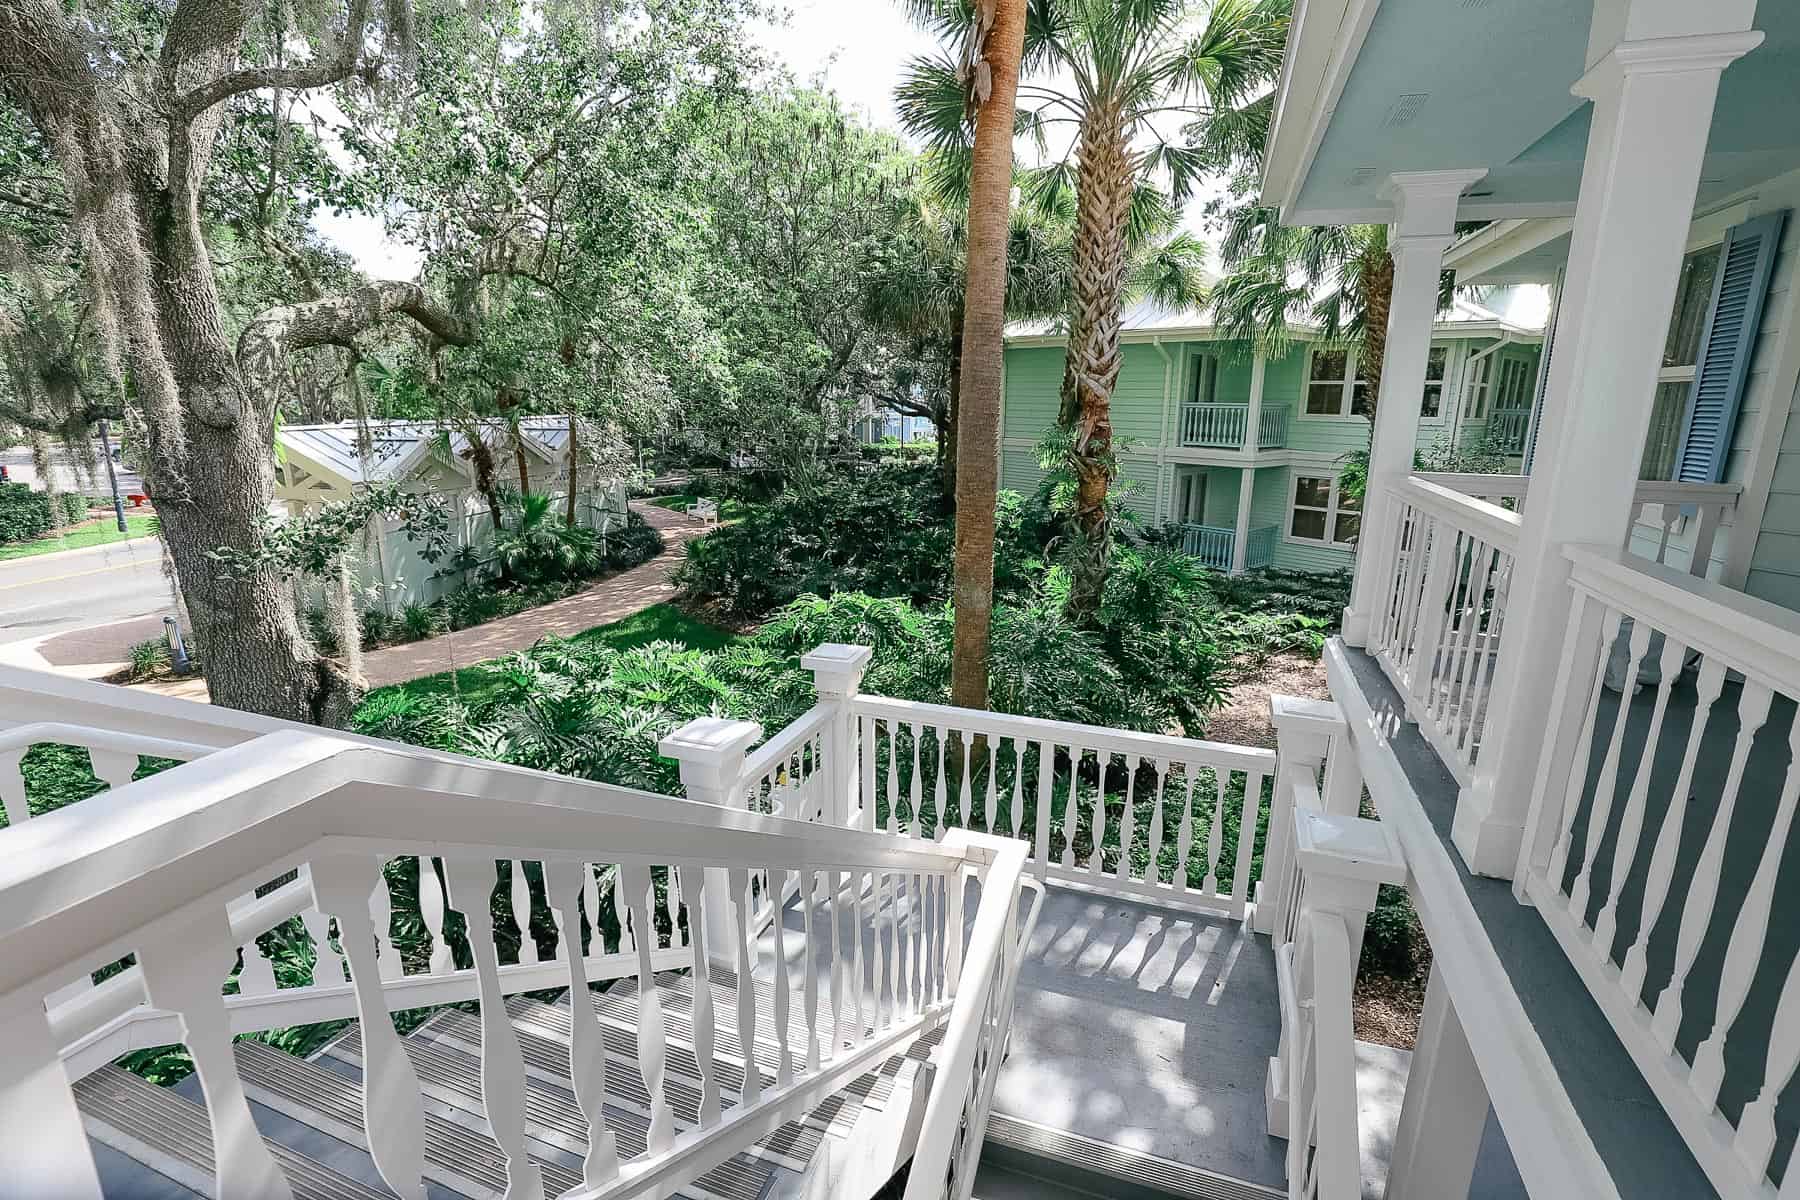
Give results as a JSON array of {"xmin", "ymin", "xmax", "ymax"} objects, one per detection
[
  {"xmin": 849, "ymin": 694, "xmax": 1277, "ymax": 774},
  {"xmin": 1412, "ymin": 471, "xmax": 1530, "ymax": 499},
  {"xmin": 904, "ymin": 829, "xmax": 1038, "ymax": 1200},
  {"xmin": 0, "ymin": 730, "xmax": 974, "ymax": 995},
  {"xmin": 737, "ymin": 702, "xmax": 829, "ymax": 785},
  {"xmin": 0, "ymin": 722, "xmax": 218, "ymax": 763},
  {"xmin": 1394, "ymin": 474, "xmax": 1524, "ymax": 550},
  {"xmin": 1565, "ymin": 542, "xmax": 1800, "ymax": 691},
  {"xmin": 1628, "ymin": 479, "xmax": 1744, "ymax": 512}
]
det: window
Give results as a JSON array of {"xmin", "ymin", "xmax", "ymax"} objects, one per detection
[
  {"xmin": 1464, "ymin": 355, "xmax": 1492, "ymax": 420},
  {"xmin": 1494, "ymin": 358, "xmax": 1533, "ymax": 412},
  {"xmin": 1641, "ymin": 243, "xmax": 1722, "ymax": 480},
  {"xmin": 1190, "ymin": 354, "xmax": 1219, "ymax": 405},
  {"xmin": 1421, "ymin": 346, "xmax": 1448, "ymax": 418},
  {"xmin": 1304, "ymin": 349, "xmax": 1372, "ymax": 417},
  {"xmin": 1288, "ymin": 473, "xmax": 1359, "ymax": 547}
]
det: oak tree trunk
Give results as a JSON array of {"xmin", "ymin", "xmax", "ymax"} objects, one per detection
[
  {"xmin": 565, "ymin": 416, "xmax": 580, "ymax": 525},
  {"xmin": 949, "ymin": 0, "xmax": 1026, "ymax": 714}
]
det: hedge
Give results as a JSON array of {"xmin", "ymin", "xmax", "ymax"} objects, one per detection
[{"xmin": 0, "ymin": 484, "xmax": 98, "ymax": 545}]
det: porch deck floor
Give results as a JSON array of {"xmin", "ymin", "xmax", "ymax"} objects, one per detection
[{"xmin": 989, "ymin": 887, "xmax": 1289, "ymax": 1192}]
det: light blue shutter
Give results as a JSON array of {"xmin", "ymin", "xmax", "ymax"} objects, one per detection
[{"xmin": 1672, "ymin": 211, "xmax": 1788, "ymax": 484}]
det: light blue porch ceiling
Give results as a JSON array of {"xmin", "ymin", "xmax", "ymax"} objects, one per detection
[{"xmin": 1286, "ymin": 0, "xmax": 1800, "ymax": 224}]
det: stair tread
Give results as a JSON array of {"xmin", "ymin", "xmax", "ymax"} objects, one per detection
[
  {"xmin": 234, "ymin": 1037, "xmax": 584, "ymax": 1198},
  {"xmin": 73, "ymin": 1065, "xmax": 393, "ymax": 1200}
]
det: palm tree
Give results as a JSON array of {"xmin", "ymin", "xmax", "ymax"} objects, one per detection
[{"xmin": 900, "ymin": 0, "xmax": 1289, "ymax": 618}]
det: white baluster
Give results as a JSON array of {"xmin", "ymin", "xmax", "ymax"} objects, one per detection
[
  {"xmin": 1621, "ymin": 660, "xmax": 1727, "ymax": 1002},
  {"xmin": 1735, "ymin": 949, "xmax": 1800, "ymax": 1178},
  {"xmin": 1204, "ymin": 769, "xmax": 1227, "ymax": 895},
  {"xmin": 615, "ymin": 863, "xmax": 677, "ymax": 1156},
  {"xmin": 730, "ymin": 867, "xmax": 762, "ymax": 1107},
  {"xmin": 1232, "ymin": 772, "xmax": 1263, "ymax": 914},
  {"xmin": 1089, "ymin": 755, "xmax": 1109, "ymax": 879},
  {"xmin": 1061, "ymin": 746, "xmax": 1084, "ymax": 869},
  {"xmin": 895, "ymin": 870, "xmax": 911, "ymax": 1019},
  {"xmin": 301, "ymin": 908, "xmax": 346, "ymax": 986},
  {"xmin": 802, "ymin": 867, "xmax": 821, "ymax": 1071},
  {"xmin": 0, "ymin": 747, "xmax": 27, "ymax": 825},
  {"xmin": 1570, "ymin": 619, "xmax": 1653, "ymax": 923},
  {"xmin": 1115, "ymin": 755, "xmax": 1139, "ymax": 883},
  {"xmin": 88, "ymin": 749, "xmax": 136, "ymax": 791},
  {"xmin": 1144, "ymin": 759, "xmax": 1169, "ymax": 886},
  {"xmin": 1174, "ymin": 766, "xmax": 1196, "ymax": 893},
  {"xmin": 908, "ymin": 725, "xmax": 923, "ymax": 839},
  {"xmin": 1651, "ymin": 681, "xmax": 1774, "ymax": 1053},
  {"xmin": 680, "ymin": 864, "xmax": 722, "ymax": 1125},
  {"xmin": 311, "ymin": 856, "xmax": 426, "ymax": 1200},
  {"xmin": 876, "ymin": 870, "xmax": 892, "ymax": 1029},
  {"xmin": 237, "ymin": 935, "xmax": 278, "ymax": 995},
  {"xmin": 1592, "ymin": 634, "xmax": 1687, "ymax": 957},
  {"xmin": 614, "ymin": 866, "xmax": 635, "ymax": 954},
  {"xmin": 1005, "ymin": 738, "xmax": 1023, "ymax": 840},
  {"xmin": 912, "ymin": 869, "xmax": 925, "ymax": 1012},
  {"xmin": 663, "ymin": 865, "xmax": 683, "ymax": 948},
  {"xmin": 885, "ymin": 721, "xmax": 900, "ymax": 836},
  {"xmin": 511, "ymin": 861, "xmax": 538, "ymax": 965},
  {"xmin": 444, "ymin": 858, "xmax": 547, "ymax": 1199},
  {"xmin": 369, "ymin": 862, "xmax": 403, "ymax": 982},
  {"xmin": 1548, "ymin": 608, "xmax": 1627, "ymax": 887},
  {"xmin": 546, "ymin": 862, "xmax": 619, "ymax": 1186},
  {"xmin": 1034, "ymin": 740, "xmax": 1055, "ymax": 866},
  {"xmin": 982, "ymin": 736, "xmax": 999, "ymax": 835},
  {"xmin": 1691, "ymin": 712, "xmax": 1800, "ymax": 1110},
  {"xmin": 418, "ymin": 857, "xmax": 455, "ymax": 975},
  {"xmin": 137, "ymin": 914, "xmax": 294, "ymax": 1200},
  {"xmin": 957, "ymin": 730, "xmax": 975, "ymax": 836},
  {"xmin": 931, "ymin": 726, "xmax": 948, "ymax": 837},
  {"xmin": 852, "ymin": 868, "xmax": 867, "ymax": 1039},
  {"xmin": 829, "ymin": 867, "xmax": 845, "ymax": 1059},
  {"xmin": 768, "ymin": 865, "xmax": 794, "ymax": 1086}
]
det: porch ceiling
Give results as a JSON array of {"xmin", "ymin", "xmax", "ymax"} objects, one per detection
[{"xmin": 1266, "ymin": 0, "xmax": 1800, "ymax": 225}]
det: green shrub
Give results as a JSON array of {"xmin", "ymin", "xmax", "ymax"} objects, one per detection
[
  {"xmin": 0, "ymin": 483, "xmax": 53, "ymax": 545},
  {"xmin": 126, "ymin": 639, "xmax": 168, "ymax": 681},
  {"xmin": 1362, "ymin": 883, "xmax": 1422, "ymax": 980},
  {"xmin": 59, "ymin": 493, "xmax": 90, "ymax": 523},
  {"xmin": 401, "ymin": 602, "xmax": 445, "ymax": 642},
  {"xmin": 360, "ymin": 606, "xmax": 394, "ymax": 648}
]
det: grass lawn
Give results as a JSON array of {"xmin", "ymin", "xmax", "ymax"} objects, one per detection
[
  {"xmin": 0, "ymin": 513, "xmax": 157, "ymax": 561},
  {"xmin": 646, "ymin": 493, "xmax": 753, "ymax": 521},
  {"xmin": 363, "ymin": 602, "xmax": 738, "ymax": 708}
]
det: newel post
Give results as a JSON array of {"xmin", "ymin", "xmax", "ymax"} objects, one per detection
[
  {"xmin": 1265, "ymin": 802, "xmax": 1407, "ymax": 1139},
  {"xmin": 1259, "ymin": 696, "xmax": 1364, "ymax": 936},
  {"xmin": 661, "ymin": 716, "xmax": 763, "ymax": 963},
  {"xmin": 802, "ymin": 643, "xmax": 873, "ymax": 829}
]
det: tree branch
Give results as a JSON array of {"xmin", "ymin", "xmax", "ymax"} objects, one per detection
[
  {"xmin": 0, "ymin": 187, "xmax": 71, "ymax": 220},
  {"xmin": 0, "ymin": 397, "xmax": 120, "ymax": 434},
  {"xmin": 171, "ymin": 0, "xmax": 373, "ymax": 124}
]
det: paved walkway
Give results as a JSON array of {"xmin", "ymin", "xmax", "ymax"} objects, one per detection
[{"xmin": 359, "ymin": 502, "xmax": 705, "ymax": 687}]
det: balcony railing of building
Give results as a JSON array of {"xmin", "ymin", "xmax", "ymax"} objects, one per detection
[
  {"xmin": 1487, "ymin": 408, "xmax": 1532, "ymax": 456},
  {"xmin": 1179, "ymin": 402, "xmax": 1291, "ymax": 450},
  {"xmin": 1176, "ymin": 522, "xmax": 1279, "ymax": 572}
]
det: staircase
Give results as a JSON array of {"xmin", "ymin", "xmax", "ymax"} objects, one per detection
[{"xmin": 77, "ymin": 967, "xmax": 943, "ymax": 1199}]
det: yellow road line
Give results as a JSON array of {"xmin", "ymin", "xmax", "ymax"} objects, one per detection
[{"xmin": 0, "ymin": 559, "xmax": 145, "ymax": 591}]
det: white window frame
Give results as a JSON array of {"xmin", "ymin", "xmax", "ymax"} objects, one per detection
[
  {"xmin": 1420, "ymin": 343, "xmax": 1452, "ymax": 424},
  {"xmin": 1641, "ymin": 240, "xmax": 1723, "ymax": 480},
  {"xmin": 1284, "ymin": 471, "xmax": 1360, "ymax": 550},
  {"xmin": 1299, "ymin": 346, "xmax": 1370, "ymax": 420},
  {"xmin": 1463, "ymin": 354, "xmax": 1493, "ymax": 421}
]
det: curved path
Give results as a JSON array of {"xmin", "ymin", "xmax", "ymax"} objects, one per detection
[{"xmin": 358, "ymin": 502, "xmax": 708, "ymax": 688}]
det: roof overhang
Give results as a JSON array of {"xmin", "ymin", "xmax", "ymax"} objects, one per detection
[
  {"xmin": 1006, "ymin": 317, "xmax": 1539, "ymax": 351},
  {"xmin": 1260, "ymin": 0, "xmax": 1800, "ymax": 227}
]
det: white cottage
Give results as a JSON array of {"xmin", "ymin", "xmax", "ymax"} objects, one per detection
[{"xmin": 273, "ymin": 416, "xmax": 628, "ymax": 610}]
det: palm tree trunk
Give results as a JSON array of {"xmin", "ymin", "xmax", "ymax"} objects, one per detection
[
  {"xmin": 950, "ymin": 0, "xmax": 1027, "ymax": 713},
  {"xmin": 565, "ymin": 416, "xmax": 580, "ymax": 526},
  {"xmin": 1063, "ymin": 108, "xmax": 1135, "ymax": 620},
  {"xmin": 942, "ymin": 329, "xmax": 963, "ymax": 507},
  {"xmin": 1359, "ymin": 248, "xmax": 1395, "ymax": 412}
]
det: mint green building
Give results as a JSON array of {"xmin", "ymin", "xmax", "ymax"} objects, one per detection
[{"xmin": 1002, "ymin": 298, "xmax": 1544, "ymax": 573}]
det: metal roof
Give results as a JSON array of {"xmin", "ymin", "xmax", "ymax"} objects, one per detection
[{"xmin": 277, "ymin": 417, "xmax": 572, "ymax": 487}]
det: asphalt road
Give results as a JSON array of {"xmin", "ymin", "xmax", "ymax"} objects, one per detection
[
  {"xmin": 0, "ymin": 441, "xmax": 145, "ymax": 498},
  {"xmin": 0, "ymin": 536, "xmax": 174, "ymax": 643}
]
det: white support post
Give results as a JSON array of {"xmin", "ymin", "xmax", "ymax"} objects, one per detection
[
  {"xmin": 1260, "ymin": 696, "xmax": 1361, "ymax": 936},
  {"xmin": 1232, "ymin": 468, "xmax": 1254, "ymax": 574},
  {"xmin": 661, "ymin": 716, "xmax": 764, "ymax": 964},
  {"xmin": 1342, "ymin": 169, "xmax": 1487, "ymax": 646},
  {"xmin": 1382, "ymin": 966, "xmax": 1490, "ymax": 1200},
  {"xmin": 1455, "ymin": 3, "xmax": 1763, "ymax": 880},
  {"xmin": 1233, "ymin": 353, "xmax": 1267, "ymax": 574},
  {"xmin": 1266, "ymin": 803, "xmax": 1408, "ymax": 1140},
  {"xmin": 801, "ymin": 643, "xmax": 873, "ymax": 829}
]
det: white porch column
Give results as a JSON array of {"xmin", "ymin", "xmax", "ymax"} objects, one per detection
[
  {"xmin": 1342, "ymin": 169, "xmax": 1487, "ymax": 645},
  {"xmin": 1453, "ymin": 3, "xmax": 1763, "ymax": 878},
  {"xmin": 801, "ymin": 643, "xmax": 873, "ymax": 828},
  {"xmin": 1382, "ymin": 966, "xmax": 1490, "ymax": 1200},
  {"xmin": 1231, "ymin": 353, "xmax": 1267, "ymax": 573},
  {"xmin": 660, "ymin": 716, "xmax": 763, "ymax": 960}
]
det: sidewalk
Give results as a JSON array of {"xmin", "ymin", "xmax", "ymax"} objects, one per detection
[{"xmin": 357, "ymin": 502, "xmax": 707, "ymax": 687}]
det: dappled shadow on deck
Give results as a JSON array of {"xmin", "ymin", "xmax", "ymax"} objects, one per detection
[{"xmin": 989, "ymin": 887, "xmax": 1287, "ymax": 1190}]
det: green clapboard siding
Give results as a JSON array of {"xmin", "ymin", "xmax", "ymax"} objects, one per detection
[{"xmin": 1004, "ymin": 347, "xmax": 1064, "ymax": 440}]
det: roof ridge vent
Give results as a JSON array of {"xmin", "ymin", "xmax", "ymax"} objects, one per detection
[{"xmin": 1384, "ymin": 93, "xmax": 1429, "ymax": 128}]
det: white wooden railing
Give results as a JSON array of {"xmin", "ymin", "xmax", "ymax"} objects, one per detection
[
  {"xmin": 0, "ymin": 667, "xmax": 1033, "ymax": 1200},
  {"xmin": 850, "ymin": 696, "xmax": 1278, "ymax": 919},
  {"xmin": 1370, "ymin": 474, "xmax": 1743, "ymax": 785},
  {"xmin": 1518, "ymin": 545, "xmax": 1800, "ymax": 1200},
  {"xmin": 1176, "ymin": 522, "xmax": 1279, "ymax": 572},
  {"xmin": 1487, "ymin": 408, "xmax": 1531, "ymax": 455},
  {"xmin": 1178, "ymin": 403, "xmax": 1292, "ymax": 450},
  {"xmin": 1264, "ymin": 699, "xmax": 1406, "ymax": 1200}
]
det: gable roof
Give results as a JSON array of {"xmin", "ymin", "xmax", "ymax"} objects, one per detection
[{"xmin": 278, "ymin": 417, "xmax": 573, "ymax": 489}]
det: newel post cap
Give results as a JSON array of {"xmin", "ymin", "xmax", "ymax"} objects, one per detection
[{"xmin": 801, "ymin": 643, "xmax": 874, "ymax": 696}]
